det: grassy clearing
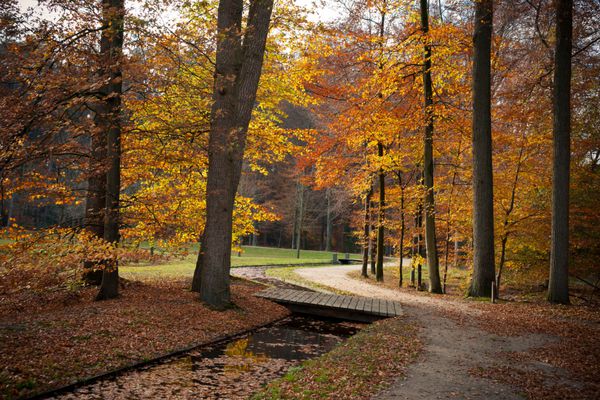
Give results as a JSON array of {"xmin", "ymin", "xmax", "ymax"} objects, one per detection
[
  {"xmin": 121, "ymin": 246, "xmax": 359, "ymax": 281},
  {"xmin": 264, "ymin": 266, "xmax": 352, "ymax": 295},
  {"xmin": 252, "ymin": 316, "xmax": 421, "ymax": 400}
]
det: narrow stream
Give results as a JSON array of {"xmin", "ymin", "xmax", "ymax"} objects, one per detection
[{"xmin": 52, "ymin": 316, "xmax": 363, "ymax": 400}]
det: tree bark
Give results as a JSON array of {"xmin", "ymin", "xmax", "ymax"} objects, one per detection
[
  {"xmin": 399, "ymin": 177, "xmax": 405, "ymax": 287},
  {"xmin": 96, "ymin": 0, "xmax": 125, "ymax": 301},
  {"xmin": 192, "ymin": 0, "xmax": 274, "ymax": 308},
  {"xmin": 548, "ymin": 0, "xmax": 572, "ymax": 304},
  {"xmin": 362, "ymin": 184, "xmax": 372, "ymax": 277},
  {"xmin": 370, "ymin": 206, "xmax": 376, "ymax": 275},
  {"xmin": 83, "ymin": 129, "xmax": 106, "ymax": 286},
  {"xmin": 295, "ymin": 183, "xmax": 304, "ymax": 259},
  {"xmin": 325, "ymin": 188, "xmax": 332, "ymax": 251},
  {"xmin": 420, "ymin": 0, "xmax": 442, "ymax": 294},
  {"xmin": 376, "ymin": 142, "xmax": 385, "ymax": 282},
  {"xmin": 413, "ymin": 186, "xmax": 425, "ymax": 289},
  {"xmin": 469, "ymin": 0, "xmax": 495, "ymax": 298}
]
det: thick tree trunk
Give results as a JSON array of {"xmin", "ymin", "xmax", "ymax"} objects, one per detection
[
  {"xmin": 192, "ymin": 0, "xmax": 274, "ymax": 308},
  {"xmin": 469, "ymin": 0, "xmax": 495, "ymax": 298},
  {"xmin": 420, "ymin": 0, "xmax": 442, "ymax": 294},
  {"xmin": 83, "ymin": 119, "xmax": 107, "ymax": 286},
  {"xmin": 376, "ymin": 142, "xmax": 385, "ymax": 282},
  {"xmin": 548, "ymin": 0, "xmax": 572, "ymax": 305},
  {"xmin": 362, "ymin": 184, "xmax": 372, "ymax": 277},
  {"xmin": 96, "ymin": 0, "xmax": 124, "ymax": 301}
]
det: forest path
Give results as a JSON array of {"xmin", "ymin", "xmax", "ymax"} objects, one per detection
[{"xmin": 294, "ymin": 264, "xmax": 553, "ymax": 400}]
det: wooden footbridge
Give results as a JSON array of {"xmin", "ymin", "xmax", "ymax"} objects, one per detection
[{"xmin": 256, "ymin": 288, "xmax": 403, "ymax": 322}]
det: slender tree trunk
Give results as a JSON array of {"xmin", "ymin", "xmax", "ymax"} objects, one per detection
[
  {"xmin": 362, "ymin": 184, "xmax": 372, "ymax": 277},
  {"xmin": 376, "ymin": 142, "xmax": 385, "ymax": 282},
  {"xmin": 453, "ymin": 237, "xmax": 459, "ymax": 268},
  {"xmin": 469, "ymin": 0, "xmax": 495, "ymax": 298},
  {"xmin": 291, "ymin": 201, "xmax": 297, "ymax": 249},
  {"xmin": 96, "ymin": 0, "xmax": 125, "ymax": 301},
  {"xmin": 411, "ymin": 177, "xmax": 425, "ymax": 289},
  {"xmin": 496, "ymin": 235, "xmax": 508, "ymax": 295},
  {"xmin": 548, "ymin": 0, "xmax": 572, "ymax": 304},
  {"xmin": 325, "ymin": 188, "xmax": 332, "ymax": 251},
  {"xmin": 495, "ymin": 138, "xmax": 525, "ymax": 297},
  {"xmin": 0, "ymin": 184, "xmax": 6, "ymax": 227},
  {"xmin": 296, "ymin": 184, "xmax": 304, "ymax": 259},
  {"xmin": 370, "ymin": 206, "xmax": 376, "ymax": 275},
  {"xmin": 399, "ymin": 179, "xmax": 405, "ymax": 287},
  {"xmin": 277, "ymin": 226, "xmax": 282, "ymax": 247},
  {"xmin": 443, "ymin": 139, "xmax": 462, "ymax": 293},
  {"xmin": 420, "ymin": 0, "xmax": 442, "ymax": 294},
  {"xmin": 192, "ymin": 0, "xmax": 274, "ymax": 308}
]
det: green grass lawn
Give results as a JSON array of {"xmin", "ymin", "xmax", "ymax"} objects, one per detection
[{"xmin": 121, "ymin": 246, "xmax": 360, "ymax": 280}]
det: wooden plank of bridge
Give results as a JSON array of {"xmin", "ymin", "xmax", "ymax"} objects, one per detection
[
  {"xmin": 333, "ymin": 295, "xmax": 344, "ymax": 308},
  {"xmin": 373, "ymin": 298, "xmax": 380, "ymax": 314},
  {"xmin": 324, "ymin": 294, "xmax": 337, "ymax": 307},
  {"xmin": 385, "ymin": 301, "xmax": 392, "ymax": 316},
  {"xmin": 389, "ymin": 300, "xmax": 397, "ymax": 316},
  {"xmin": 256, "ymin": 288, "xmax": 402, "ymax": 322},
  {"xmin": 341, "ymin": 295, "xmax": 351, "ymax": 309},
  {"xmin": 305, "ymin": 291, "xmax": 321, "ymax": 305},
  {"xmin": 290, "ymin": 290, "xmax": 306, "ymax": 303},
  {"xmin": 347, "ymin": 296, "xmax": 357, "ymax": 311},
  {"xmin": 299, "ymin": 290, "xmax": 314, "ymax": 303}
]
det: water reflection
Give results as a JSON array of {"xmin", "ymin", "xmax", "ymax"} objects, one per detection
[{"xmin": 53, "ymin": 316, "xmax": 363, "ymax": 400}]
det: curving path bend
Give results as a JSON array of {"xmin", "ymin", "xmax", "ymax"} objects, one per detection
[{"xmin": 293, "ymin": 264, "xmax": 553, "ymax": 400}]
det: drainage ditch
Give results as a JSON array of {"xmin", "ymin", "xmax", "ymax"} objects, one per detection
[{"xmin": 50, "ymin": 315, "xmax": 364, "ymax": 400}]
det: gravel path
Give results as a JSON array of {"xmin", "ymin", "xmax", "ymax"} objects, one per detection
[{"xmin": 294, "ymin": 264, "xmax": 553, "ymax": 400}]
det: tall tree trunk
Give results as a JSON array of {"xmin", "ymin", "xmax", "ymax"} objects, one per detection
[
  {"xmin": 399, "ymin": 176, "xmax": 405, "ymax": 287},
  {"xmin": 291, "ymin": 200, "xmax": 297, "ymax": 249},
  {"xmin": 370, "ymin": 205, "xmax": 376, "ymax": 275},
  {"xmin": 420, "ymin": 0, "xmax": 442, "ymax": 294},
  {"xmin": 413, "ymin": 189, "xmax": 425, "ymax": 288},
  {"xmin": 469, "ymin": 0, "xmax": 495, "ymax": 298},
  {"xmin": 192, "ymin": 0, "xmax": 274, "ymax": 308},
  {"xmin": 548, "ymin": 0, "xmax": 572, "ymax": 304},
  {"xmin": 295, "ymin": 184, "xmax": 304, "ymax": 259},
  {"xmin": 362, "ymin": 184, "xmax": 372, "ymax": 277},
  {"xmin": 376, "ymin": 142, "xmax": 385, "ymax": 282},
  {"xmin": 83, "ymin": 123, "xmax": 107, "ymax": 286},
  {"xmin": 96, "ymin": 0, "xmax": 125, "ymax": 301},
  {"xmin": 325, "ymin": 188, "xmax": 332, "ymax": 251},
  {"xmin": 496, "ymin": 138, "xmax": 525, "ymax": 297},
  {"xmin": 443, "ymin": 139, "xmax": 462, "ymax": 293}
]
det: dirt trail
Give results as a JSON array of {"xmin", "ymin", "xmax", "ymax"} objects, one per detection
[{"xmin": 294, "ymin": 264, "xmax": 554, "ymax": 400}]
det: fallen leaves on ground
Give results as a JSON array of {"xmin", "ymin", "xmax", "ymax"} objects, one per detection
[
  {"xmin": 251, "ymin": 316, "xmax": 421, "ymax": 400},
  {"xmin": 0, "ymin": 279, "xmax": 289, "ymax": 399},
  {"xmin": 348, "ymin": 269, "xmax": 600, "ymax": 399},
  {"xmin": 468, "ymin": 301, "xmax": 600, "ymax": 400}
]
